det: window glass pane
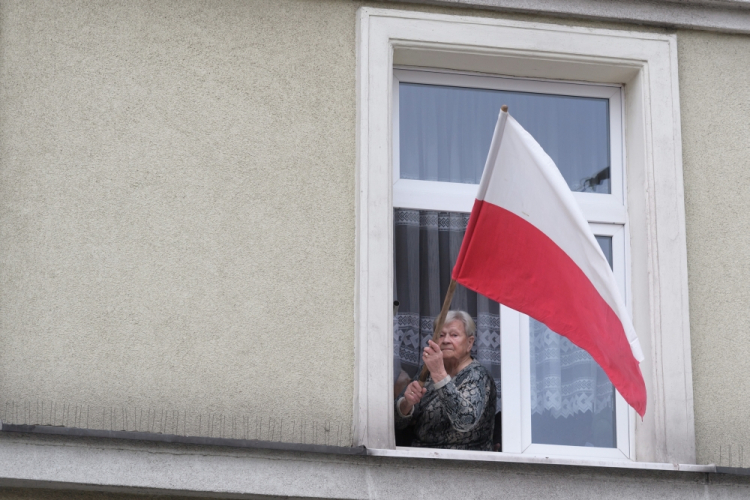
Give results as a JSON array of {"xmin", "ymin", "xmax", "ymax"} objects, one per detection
[
  {"xmin": 529, "ymin": 235, "xmax": 616, "ymax": 448},
  {"xmin": 399, "ymin": 82, "xmax": 611, "ymax": 193},
  {"xmin": 595, "ymin": 235, "xmax": 613, "ymax": 268}
]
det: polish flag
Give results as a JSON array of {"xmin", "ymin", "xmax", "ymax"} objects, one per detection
[{"xmin": 452, "ymin": 108, "xmax": 647, "ymax": 416}]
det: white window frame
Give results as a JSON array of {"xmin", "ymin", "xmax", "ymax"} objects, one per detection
[
  {"xmin": 355, "ymin": 7, "xmax": 695, "ymax": 465},
  {"xmin": 393, "ymin": 68, "xmax": 632, "ymax": 459}
]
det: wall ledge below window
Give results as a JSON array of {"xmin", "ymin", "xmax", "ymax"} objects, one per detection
[
  {"xmin": 1, "ymin": 423, "xmax": 713, "ymax": 473},
  {"xmin": 2, "ymin": 430, "xmax": 749, "ymax": 500},
  {"xmin": 0, "ymin": 423, "xmax": 366, "ymax": 456}
]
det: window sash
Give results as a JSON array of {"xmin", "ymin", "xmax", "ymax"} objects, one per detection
[
  {"xmin": 392, "ymin": 68, "xmax": 632, "ymax": 460},
  {"xmin": 393, "ymin": 68, "xmax": 625, "ymax": 208}
]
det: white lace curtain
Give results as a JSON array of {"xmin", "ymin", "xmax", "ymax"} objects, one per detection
[{"xmin": 530, "ymin": 319, "xmax": 615, "ymax": 418}]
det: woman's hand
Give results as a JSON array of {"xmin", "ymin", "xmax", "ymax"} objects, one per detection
[
  {"xmin": 423, "ymin": 340, "xmax": 449, "ymax": 383},
  {"xmin": 400, "ymin": 381, "xmax": 427, "ymax": 416}
]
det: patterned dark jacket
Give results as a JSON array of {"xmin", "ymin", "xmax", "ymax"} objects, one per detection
[{"xmin": 395, "ymin": 360, "xmax": 496, "ymax": 451}]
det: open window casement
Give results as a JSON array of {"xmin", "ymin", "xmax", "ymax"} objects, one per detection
[{"xmin": 355, "ymin": 7, "xmax": 694, "ymax": 465}]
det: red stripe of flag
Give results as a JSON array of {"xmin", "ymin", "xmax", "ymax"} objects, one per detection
[{"xmin": 453, "ymin": 199, "xmax": 646, "ymax": 416}]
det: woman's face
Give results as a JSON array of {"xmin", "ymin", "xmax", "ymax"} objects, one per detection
[{"xmin": 438, "ymin": 319, "xmax": 474, "ymax": 362}]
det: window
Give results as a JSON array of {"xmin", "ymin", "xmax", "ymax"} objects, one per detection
[
  {"xmin": 356, "ymin": 7, "xmax": 694, "ymax": 465},
  {"xmin": 392, "ymin": 68, "xmax": 631, "ymax": 459}
]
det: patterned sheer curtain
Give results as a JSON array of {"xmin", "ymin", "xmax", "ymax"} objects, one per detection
[
  {"xmin": 530, "ymin": 320, "xmax": 616, "ymax": 446},
  {"xmin": 530, "ymin": 320, "xmax": 615, "ymax": 418},
  {"xmin": 393, "ymin": 209, "xmax": 501, "ymax": 411}
]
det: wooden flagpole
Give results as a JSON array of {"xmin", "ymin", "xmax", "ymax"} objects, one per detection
[
  {"xmin": 418, "ymin": 278, "xmax": 458, "ymax": 384},
  {"xmin": 416, "ymin": 105, "xmax": 507, "ymax": 385}
]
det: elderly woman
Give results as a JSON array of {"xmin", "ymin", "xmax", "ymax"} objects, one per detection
[{"xmin": 395, "ymin": 310, "xmax": 496, "ymax": 450}]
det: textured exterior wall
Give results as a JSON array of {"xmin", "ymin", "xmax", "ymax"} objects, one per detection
[
  {"xmin": 678, "ymin": 30, "xmax": 750, "ymax": 467},
  {"xmin": 0, "ymin": 0, "xmax": 357, "ymax": 445},
  {"xmin": 1, "ymin": 0, "xmax": 749, "ymax": 466}
]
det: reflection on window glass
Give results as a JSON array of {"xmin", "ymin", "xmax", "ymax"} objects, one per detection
[
  {"xmin": 529, "ymin": 235, "xmax": 616, "ymax": 448},
  {"xmin": 399, "ymin": 82, "xmax": 611, "ymax": 193}
]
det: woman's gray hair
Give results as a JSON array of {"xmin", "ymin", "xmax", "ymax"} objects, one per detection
[{"xmin": 444, "ymin": 310, "xmax": 476, "ymax": 338}]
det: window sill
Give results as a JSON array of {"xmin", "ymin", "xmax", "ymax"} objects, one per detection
[{"xmin": 368, "ymin": 447, "xmax": 715, "ymax": 473}]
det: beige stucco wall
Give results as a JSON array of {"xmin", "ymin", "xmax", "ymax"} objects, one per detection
[
  {"xmin": 678, "ymin": 30, "xmax": 750, "ymax": 467},
  {"xmin": 1, "ymin": 0, "xmax": 749, "ymax": 463},
  {"xmin": 0, "ymin": 0, "xmax": 358, "ymax": 445}
]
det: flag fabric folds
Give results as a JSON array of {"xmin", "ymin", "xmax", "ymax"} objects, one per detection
[{"xmin": 452, "ymin": 109, "xmax": 647, "ymax": 417}]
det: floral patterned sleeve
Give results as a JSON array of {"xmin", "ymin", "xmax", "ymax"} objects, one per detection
[{"xmin": 435, "ymin": 367, "xmax": 490, "ymax": 432}]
